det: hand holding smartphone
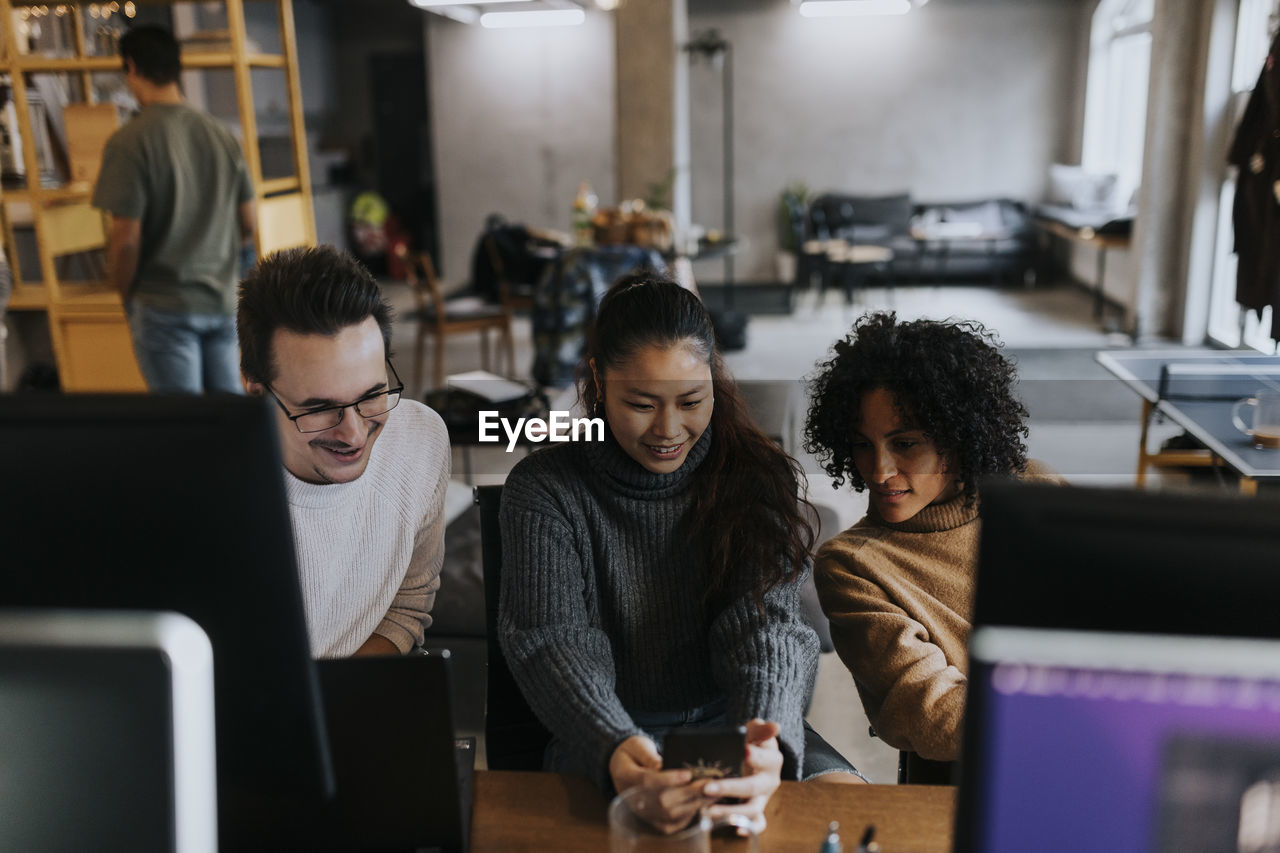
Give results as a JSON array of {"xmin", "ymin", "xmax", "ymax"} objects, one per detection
[{"xmin": 662, "ymin": 725, "xmax": 747, "ymax": 802}]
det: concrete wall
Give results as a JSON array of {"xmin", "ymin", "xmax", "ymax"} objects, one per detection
[
  {"xmin": 427, "ymin": 11, "xmax": 616, "ymax": 282},
  {"xmin": 423, "ymin": 0, "xmax": 1084, "ymax": 284},
  {"xmin": 687, "ymin": 0, "xmax": 1084, "ymax": 281}
]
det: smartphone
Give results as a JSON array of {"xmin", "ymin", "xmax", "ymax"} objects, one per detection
[{"xmin": 662, "ymin": 725, "xmax": 747, "ymax": 783}]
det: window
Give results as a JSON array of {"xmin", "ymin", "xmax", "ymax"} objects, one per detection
[
  {"xmin": 1207, "ymin": 0, "xmax": 1280, "ymax": 352},
  {"xmin": 1081, "ymin": 0, "xmax": 1154, "ymax": 210}
]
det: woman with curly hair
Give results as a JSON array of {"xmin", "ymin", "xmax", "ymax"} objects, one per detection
[
  {"xmin": 804, "ymin": 311, "xmax": 1059, "ymax": 767},
  {"xmin": 500, "ymin": 274, "xmax": 861, "ymax": 835}
]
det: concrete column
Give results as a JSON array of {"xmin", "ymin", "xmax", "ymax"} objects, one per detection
[
  {"xmin": 614, "ymin": 0, "xmax": 690, "ymax": 230},
  {"xmin": 1132, "ymin": 0, "xmax": 1215, "ymax": 340},
  {"xmin": 1180, "ymin": 0, "xmax": 1241, "ymax": 344}
]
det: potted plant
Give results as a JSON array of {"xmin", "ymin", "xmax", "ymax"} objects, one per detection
[{"xmin": 776, "ymin": 182, "xmax": 809, "ymax": 284}]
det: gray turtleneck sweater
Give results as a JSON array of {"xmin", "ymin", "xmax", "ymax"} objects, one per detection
[{"xmin": 498, "ymin": 429, "xmax": 819, "ymax": 790}]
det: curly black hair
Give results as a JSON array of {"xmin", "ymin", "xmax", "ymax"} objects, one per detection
[{"xmin": 803, "ymin": 311, "xmax": 1028, "ymax": 504}]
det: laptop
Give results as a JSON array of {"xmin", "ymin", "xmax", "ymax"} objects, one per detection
[
  {"xmin": 955, "ymin": 626, "xmax": 1280, "ymax": 853},
  {"xmin": 316, "ymin": 650, "xmax": 474, "ymax": 853}
]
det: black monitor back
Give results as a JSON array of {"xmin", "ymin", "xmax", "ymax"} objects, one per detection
[
  {"xmin": 972, "ymin": 482, "xmax": 1280, "ymax": 638},
  {"xmin": 0, "ymin": 394, "xmax": 334, "ymax": 843},
  {"xmin": 317, "ymin": 651, "xmax": 473, "ymax": 852}
]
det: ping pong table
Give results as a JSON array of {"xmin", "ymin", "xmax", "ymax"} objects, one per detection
[{"xmin": 1096, "ymin": 349, "xmax": 1280, "ymax": 496}]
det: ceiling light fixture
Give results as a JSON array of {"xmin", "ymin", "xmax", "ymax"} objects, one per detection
[
  {"xmin": 409, "ymin": 0, "xmax": 530, "ymax": 5},
  {"xmin": 480, "ymin": 8, "xmax": 586, "ymax": 27},
  {"xmin": 798, "ymin": 0, "xmax": 913, "ymax": 17}
]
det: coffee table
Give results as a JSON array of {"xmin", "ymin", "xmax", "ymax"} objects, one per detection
[{"xmin": 818, "ymin": 239, "xmax": 894, "ymax": 304}]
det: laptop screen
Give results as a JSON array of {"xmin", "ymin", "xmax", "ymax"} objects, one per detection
[{"xmin": 962, "ymin": 627, "xmax": 1280, "ymax": 853}]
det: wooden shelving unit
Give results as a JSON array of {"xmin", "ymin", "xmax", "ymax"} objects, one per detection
[{"xmin": 0, "ymin": 0, "xmax": 314, "ymax": 391}]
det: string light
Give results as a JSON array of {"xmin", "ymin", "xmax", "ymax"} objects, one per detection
[{"xmin": 124, "ymin": 1, "xmax": 135, "ymax": 17}]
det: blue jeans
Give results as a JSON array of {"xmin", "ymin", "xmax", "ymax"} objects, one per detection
[{"xmin": 125, "ymin": 303, "xmax": 243, "ymax": 395}]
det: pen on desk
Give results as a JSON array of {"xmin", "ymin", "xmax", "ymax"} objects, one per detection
[
  {"xmin": 819, "ymin": 820, "xmax": 842, "ymax": 853},
  {"xmin": 856, "ymin": 824, "xmax": 878, "ymax": 853}
]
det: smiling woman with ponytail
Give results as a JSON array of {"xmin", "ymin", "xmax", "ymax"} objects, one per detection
[
  {"xmin": 499, "ymin": 273, "xmax": 862, "ymax": 836},
  {"xmin": 578, "ymin": 276, "xmax": 811, "ymax": 614}
]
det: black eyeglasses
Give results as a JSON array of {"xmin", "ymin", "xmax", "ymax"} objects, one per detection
[{"xmin": 265, "ymin": 360, "xmax": 404, "ymax": 434}]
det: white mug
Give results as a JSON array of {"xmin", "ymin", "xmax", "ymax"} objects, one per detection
[{"xmin": 1232, "ymin": 389, "xmax": 1280, "ymax": 450}]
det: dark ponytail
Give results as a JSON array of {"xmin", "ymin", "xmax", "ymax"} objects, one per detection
[{"xmin": 581, "ymin": 273, "xmax": 815, "ymax": 608}]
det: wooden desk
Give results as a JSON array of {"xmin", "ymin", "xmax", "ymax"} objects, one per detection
[
  {"xmin": 1034, "ymin": 217, "xmax": 1130, "ymax": 324},
  {"xmin": 1096, "ymin": 349, "xmax": 1280, "ymax": 495},
  {"xmin": 470, "ymin": 771, "xmax": 956, "ymax": 852}
]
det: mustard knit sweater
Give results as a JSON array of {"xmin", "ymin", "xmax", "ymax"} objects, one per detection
[{"xmin": 814, "ymin": 462, "xmax": 1060, "ymax": 761}]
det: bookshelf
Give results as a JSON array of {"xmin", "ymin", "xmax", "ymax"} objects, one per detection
[{"xmin": 0, "ymin": 0, "xmax": 314, "ymax": 390}]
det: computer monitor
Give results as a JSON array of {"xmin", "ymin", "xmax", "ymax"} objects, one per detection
[
  {"xmin": 0, "ymin": 609, "xmax": 217, "ymax": 853},
  {"xmin": 957, "ymin": 482, "xmax": 1280, "ymax": 853},
  {"xmin": 0, "ymin": 394, "xmax": 334, "ymax": 844},
  {"xmin": 958, "ymin": 626, "xmax": 1280, "ymax": 853},
  {"xmin": 971, "ymin": 481, "xmax": 1280, "ymax": 638}
]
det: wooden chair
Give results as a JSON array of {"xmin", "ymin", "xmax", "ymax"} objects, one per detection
[{"xmin": 397, "ymin": 246, "xmax": 514, "ymax": 392}]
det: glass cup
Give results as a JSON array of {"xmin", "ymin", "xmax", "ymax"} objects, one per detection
[
  {"xmin": 608, "ymin": 787, "xmax": 763, "ymax": 853},
  {"xmin": 1232, "ymin": 389, "xmax": 1280, "ymax": 450},
  {"xmin": 609, "ymin": 787, "xmax": 710, "ymax": 853}
]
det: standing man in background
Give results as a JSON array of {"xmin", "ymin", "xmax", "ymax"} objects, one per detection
[{"xmin": 93, "ymin": 24, "xmax": 256, "ymax": 393}]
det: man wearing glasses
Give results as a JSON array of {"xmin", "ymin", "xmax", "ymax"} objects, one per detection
[{"xmin": 238, "ymin": 245, "xmax": 450, "ymax": 658}]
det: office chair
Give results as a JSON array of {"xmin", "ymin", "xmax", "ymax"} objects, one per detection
[
  {"xmin": 477, "ymin": 216, "xmax": 565, "ymax": 315},
  {"xmin": 483, "ymin": 231, "xmax": 535, "ymax": 314},
  {"xmin": 898, "ymin": 750, "xmax": 956, "ymax": 786},
  {"xmin": 474, "ymin": 484, "xmax": 553, "ymax": 771}
]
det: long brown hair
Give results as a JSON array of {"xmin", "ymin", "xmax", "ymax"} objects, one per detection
[{"xmin": 581, "ymin": 274, "xmax": 815, "ymax": 609}]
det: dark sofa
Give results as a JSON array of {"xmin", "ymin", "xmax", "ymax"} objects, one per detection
[
  {"xmin": 908, "ymin": 198, "xmax": 1038, "ymax": 283},
  {"xmin": 793, "ymin": 194, "xmax": 1038, "ymax": 287}
]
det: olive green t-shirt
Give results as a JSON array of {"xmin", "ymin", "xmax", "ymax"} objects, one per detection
[{"xmin": 92, "ymin": 103, "xmax": 253, "ymax": 314}]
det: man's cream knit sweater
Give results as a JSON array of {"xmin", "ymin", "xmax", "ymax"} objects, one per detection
[{"xmin": 284, "ymin": 399, "xmax": 450, "ymax": 658}]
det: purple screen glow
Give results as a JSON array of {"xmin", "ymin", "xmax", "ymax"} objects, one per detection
[{"xmin": 974, "ymin": 662, "xmax": 1280, "ymax": 852}]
